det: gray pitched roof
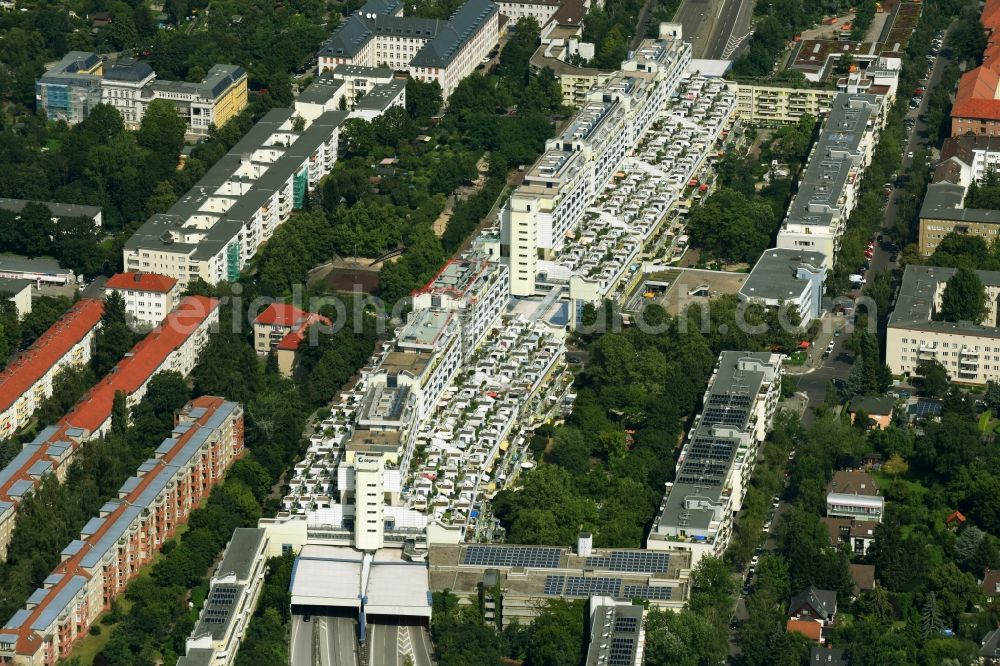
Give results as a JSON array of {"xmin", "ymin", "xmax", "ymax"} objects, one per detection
[
  {"xmin": 789, "ymin": 586, "xmax": 837, "ymax": 621},
  {"xmin": 103, "ymin": 58, "xmax": 154, "ymax": 82}
]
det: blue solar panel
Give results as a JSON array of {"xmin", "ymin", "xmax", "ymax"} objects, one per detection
[
  {"xmin": 563, "ymin": 576, "xmax": 621, "ymax": 597},
  {"xmin": 463, "ymin": 545, "xmax": 561, "ymax": 568},
  {"xmin": 586, "ymin": 551, "xmax": 669, "ymax": 573},
  {"xmin": 543, "ymin": 575, "xmax": 565, "ymax": 595},
  {"xmin": 622, "ymin": 584, "xmax": 673, "ymax": 601}
]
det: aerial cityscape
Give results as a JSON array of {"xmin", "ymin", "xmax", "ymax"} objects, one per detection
[{"xmin": 0, "ymin": 0, "xmax": 997, "ymax": 663}]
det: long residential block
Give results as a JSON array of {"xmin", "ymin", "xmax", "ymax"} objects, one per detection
[
  {"xmin": 775, "ymin": 92, "xmax": 887, "ymax": 266},
  {"xmin": 178, "ymin": 528, "xmax": 268, "ymax": 666},
  {"xmin": 0, "ymin": 296, "xmax": 220, "ymax": 560},
  {"xmin": 646, "ymin": 351, "xmax": 783, "ymax": 566},
  {"xmin": 503, "ymin": 38, "xmax": 692, "ymax": 296},
  {"xmin": 0, "ymin": 299, "xmax": 103, "ymax": 439},
  {"xmin": 0, "ymin": 396, "xmax": 244, "ymax": 666}
]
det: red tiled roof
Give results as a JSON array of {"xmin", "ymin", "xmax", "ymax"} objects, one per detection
[
  {"xmin": 275, "ymin": 313, "xmax": 331, "ymax": 351},
  {"xmin": 254, "ymin": 303, "xmax": 308, "ymax": 327},
  {"xmin": 7, "ymin": 396, "xmax": 230, "ymax": 654},
  {"xmin": 787, "ymin": 619, "xmax": 823, "ymax": 642},
  {"xmin": 0, "ymin": 299, "xmax": 104, "ymax": 414},
  {"xmin": 984, "ymin": 0, "xmax": 1000, "ymax": 31},
  {"xmin": 105, "ymin": 272, "xmax": 177, "ymax": 293},
  {"xmin": 62, "ymin": 296, "xmax": 219, "ymax": 433}
]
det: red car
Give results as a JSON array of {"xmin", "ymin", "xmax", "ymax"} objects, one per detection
[{"xmin": 914, "ymin": 87, "xmax": 925, "ymax": 95}]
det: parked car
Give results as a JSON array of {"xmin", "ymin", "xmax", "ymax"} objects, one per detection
[{"xmin": 849, "ymin": 274, "xmax": 867, "ymax": 284}]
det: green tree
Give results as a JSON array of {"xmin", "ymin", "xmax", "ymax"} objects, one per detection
[
  {"xmin": 939, "ymin": 267, "xmax": 987, "ymax": 323},
  {"xmin": 915, "ymin": 360, "xmax": 949, "ymax": 399},
  {"xmin": 138, "ymin": 99, "xmax": 187, "ymax": 182}
]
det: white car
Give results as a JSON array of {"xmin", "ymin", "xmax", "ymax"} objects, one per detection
[{"xmin": 849, "ymin": 274, "xmax": 866, "ymax": 284}]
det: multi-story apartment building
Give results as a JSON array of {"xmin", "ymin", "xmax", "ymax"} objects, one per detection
[
  {"xmin": 504, "ymin": 38, "xmax": 692, "ymax": 296},
  {"xmin": 917, "ymin": 136, "xmax": 1000, "ymax": 255},
  {"xmin": 732, "ymin": 84, "xmax": 838, "ymax": 125},
  {"xmin": 103, "ymin": 272, "xmax": 180, "ymax": 328},
  {"xmin": 35, "ymin": 51, "xmax": 104, "ymax": 125},
  {"xmin": 123, "ymin": 72, "xmax": 403, "ymax": 288},
  {"xmin": 776, "ymin": 93, "xmax": 886, "ymax": 266},
  {"xmin": 317, "ymin": 0, "xmax": 499, "ymax": 99},
  {"xmin": 0, "ymin": 296, "xmax": 220, "ymax": 560},
  {"xmin": 0, "ymin": 397, "xmax": 244, "ymax": 666},
  {"xmin": 98, "ymin": 59, "xmax": 248, "ymax": 137},
  {"xmin": 0, "ymin": 198, "xmax": 103, "ymax": 229},
  {"xmin": 0, "ymin": 299, "xmax": 103, "ymax": 439},
  {"xmin": 411, "ymin": 255, "xmax": 509, "ymax": 359},
  {"xmin": 918, "ymin": 183, "xmax": 1000, "ymax": 256},
  {"xmin": 252, "ymin": 303, "xmax": 330, "ymax": 377},
  {"xmin": 427, "ymin": 541, "xmax": 692, "ymax": 625},
  {"xmin": 739, "ymin": 248, "xmax": 828, "ymax": 325},
  {"xmin": 496, "ymin": 0, "xmax": 561, "ymax": 26},
  {"xmin": 178, "ymin": 528, "xmax": 268, "ymax": 666},
  {"xmin": 886, "ymin": 265, "xmax": 1000, "ymax": 385},
  {"xmin": 37, "ymin": 52, "xmax": 247, "ymax": 137},
  {"xmin": 328, "ymin": 64, "xmax": 395, "ymax": 107},
  {"xmin": 646, "ymin": 352, "xmax": 783, "ymax": 566}
]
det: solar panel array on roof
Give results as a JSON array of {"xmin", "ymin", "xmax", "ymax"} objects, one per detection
[
  {"xmin": 586, "ymin": 551, "xmax": 669, "ymax": 573},
  {"xmin": 210, "ymin": 586, "xmax": 239, "ymax": 605},
  {"xmin": 622, "ymin": 584, "xmax": 673, "ymax": 601},
  {"xmin": 614, "ymin": 616, "xmax": 639, "ymax": 633},
  {"xmin": 543, "ymin": 575, "xmax": 565, "ymax": 595},
  {"xmin": 462, "ymin": 545, "xmax": 561, "ymax": 568},
  {"xmin": 563, "ymin": 577, "xmax": 621, "ymax": 597},
  {"xmin": 609, "ymin": 637, "xmax": 636, "ymax": 666},
  {"xmin": 202, "ymin": 608, "xmax": 231, "ymax": 624}
]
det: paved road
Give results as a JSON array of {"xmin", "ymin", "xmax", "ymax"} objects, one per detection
[
  {"xmin": 290, "ymin": 614, "xmax": 314, "ymax": 666},
  {"xmin": 368, "ymin": 622, "xmax": 399, "ymax": 666},
  {"xmin": 673, "ymin": 0, "xmax": 752, "ymax": 59},
  {"xmin": 408, "ymin": 625, "xmax": 434, "ymax": 666},
  {"xmin": 319, "ymin": 616, "xmax": 359, "ymax": 666}
]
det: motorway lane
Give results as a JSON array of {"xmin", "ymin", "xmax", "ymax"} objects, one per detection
[
  {"xmin": 368, "ymin": 622, "xmax": 399, "ymax": 666},
  {"xmin": 673, "ymin": 0, "xmax": 713, "ymax": 57},
  {"xmin": 704, "ymin": 0, "xmax": 751, "ymax": 59},
  {"xmin": 408, "ymin": 626, "xmax": 434, "ymax": 666},
  {"xmin": 290, "ymin": 614, "xmax": 314, "ymax": 666},
  {"xmin": 319, "ymin": 616, "xmax": 359, "ymax": 666}
]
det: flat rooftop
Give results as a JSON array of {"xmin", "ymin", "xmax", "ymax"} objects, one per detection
[
  {"xmin": 888, "ymin": 264, "xmax": 1000, "ymax": 337},
  {"xmin": 740, "ymin": 248, "xmax": 826, "ymax": 302}
]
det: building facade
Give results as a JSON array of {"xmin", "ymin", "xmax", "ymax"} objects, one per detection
[
  {"xmin": 739, "ymin": 248, "xmax": 828, "ymax": 325},
  {"xmin": 0, "ymin": 296, "xmax": 220, "ymax": 560},
  {"xmin": 886, "ymin": 265, "xmax": 1000, "ymax": 385},
  {"xmin": 317, "ymin": 0, "xmax": 499, "ymax": 99},
  {"xmin": 776, "ymin": 93, "xmax": 886, "ymax": 266},
  {"xmin": 178, "ymin": 528, "xmax": 268, "ymax": 666},
  {"xmin": 732, "ymin": 84, "xmax": 838, "ymax": 125},
  {"xmin": 0, "ymin": 299, "xmax": 103, "ymax": 441},
  {"xmin": 0, "ymin": 397, "xmax": 244, "ymax": 666},
  {"xmin": 103, "ymin": 272, "xmax": 180, "ymax": 328},
  {"xmin": 646, "ymin": 352, "xmax": 783, "ymax": 566},
  {"xmin": 35, "ymin": 52, "xmax": 104, "ymax": 125},
  {"xmin": 0, "ymin": 257, "xmax": 74, "ymax": 286}
]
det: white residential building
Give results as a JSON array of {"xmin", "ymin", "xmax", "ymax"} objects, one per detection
[
  {"xmin": 317, "ymin": 0, "xmax": 499, "ymax": 99},
  {"xmin": 502, "ymin": 38, "xmax": 693, "ymax": 296},
  {"xmin": 646, "ymin": 352, "xmax": 783, "ymax": 566},
  {"xmin": 180, "ymin": 529, "xmax": 268, "ymax": 666},
  {"xmin": 776, "ymin": 92, "xmax": 887, "ymax": 266},
  {"xmin": 103, "ymin": 272, "xmax": 180, "ymax": 328},
  {"xmin": 887, "ymin": 265, "xmax": 1000, "ymax": 385}
]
